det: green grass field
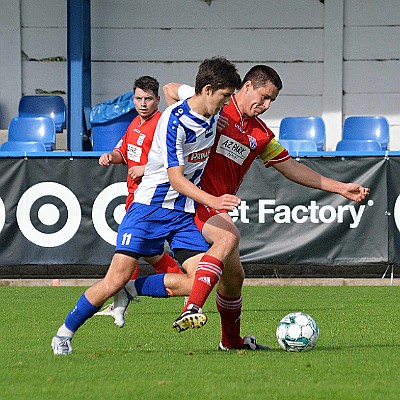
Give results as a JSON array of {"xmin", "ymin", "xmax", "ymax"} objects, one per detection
[{"xmin": 0, "ymin": 285, "xmax": 399, "ymax": 400}]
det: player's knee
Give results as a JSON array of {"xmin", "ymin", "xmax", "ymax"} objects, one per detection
[
  {"xmin": 102, "ymin": 272, "xmax": 131, "ymax": 296},
  {"xmin": 221, "ymin": 228, "xmax": 240, "ymax": 252}
]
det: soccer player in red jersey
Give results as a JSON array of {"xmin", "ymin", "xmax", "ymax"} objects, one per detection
[
  {"xmin": 98, "ymin": 76, "xmax": 181, "ymax": 302},
  {"xmin": 114, "ymin": 66, "xmax": 369, "ymax": 350}
]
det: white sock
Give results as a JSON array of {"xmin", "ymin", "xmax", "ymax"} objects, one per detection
[
  {"xmin": 56, "ymin": 324, "xmax": 75, "ymax": 338},
  {"xmin": 125, "ymin": 280, "xmax": 138, "ymax": 298}
]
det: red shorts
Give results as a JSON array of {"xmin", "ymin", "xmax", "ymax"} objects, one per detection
[{"xmin": 194, "ymin": 203, "xmax": 228, "ymax": 232}]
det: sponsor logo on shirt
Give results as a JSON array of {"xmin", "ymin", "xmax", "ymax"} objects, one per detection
[
  {"xmin": 205, "ymin": 127, "xmax": 214, "ymax": 138},
  {"xmin": 188, "ymin": 147, "xmax": 211, "ymax": 162},
  {"xmin": 137, "ymin": 133, "xmax": 146, "ymax": 146},
  {"xmin": 127, "ymin": 143, "xmax": 142, "ymax": 163},
  {"xmin": 235, "ymin": 123, "xmax": 246, "ymax": 134},
  {"xmin": 216, "ymin": 134, "xmax": 250, "ymax": 165},
  {"xmin": 248, "ymin": 135, "xmax": 257, "ymax": 150}
]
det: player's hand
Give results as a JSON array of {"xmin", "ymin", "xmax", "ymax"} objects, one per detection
[
  {"xmin": 217, "ymin": 115, "xmax": 229, "ymax": 132},
  {"xmin": 342, "ymin": 184, "xmax": 370, "ymax": 202},
  {"xmin": 208, "ymin": 194, "xmax": 241, "ymax": 211},
  {"xmin": 128, "ymin": 165, "xmax": 145, "ymax": 181},
  {"xmin": 99, "ymin": 153, "xmax": 112, "ymax": 166}
]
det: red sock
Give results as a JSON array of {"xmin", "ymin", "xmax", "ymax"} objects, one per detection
[
  {"xmin": 216, "ymin": 291, "xmax": 244, "ymax": 349},
  {"xmin": 183, "ymin": 255, "xmax": 224, "ymax": 311},
  {"xmin": 130, "ymin": 266, "xmax": 139, "ymax": 280},
  {"xmin": 153, "ymin": 252, "xmax": 182, "ymax": 274},
  {"xmin": 130, "ymin": 253, "xmax": 181, "ymax": 281}
]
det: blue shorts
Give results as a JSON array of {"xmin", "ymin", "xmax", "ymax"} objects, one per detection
[{"xmin": 115, "ymin": 203, "xmax": 210, "ymax": 258}]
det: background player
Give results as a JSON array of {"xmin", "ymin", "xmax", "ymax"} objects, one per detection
[{"xmin": 97, "ymin": 76, "xmax": 181, "ymax": 320}]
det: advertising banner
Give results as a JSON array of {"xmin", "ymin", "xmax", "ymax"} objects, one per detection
[
  {"xmin": 0, "ymin": 155, "xmax": 393, "ymax": 268},
  {"xmin": 387, "ymin": 157, "xmax": 400, "ymax": 264},
  {"xmin": 235, "ymin": 157, "xmax": 388, "ymax": 265},
  {"xmin": 0, "ymin": 157, "xmax": 126, "ymax": 265}
]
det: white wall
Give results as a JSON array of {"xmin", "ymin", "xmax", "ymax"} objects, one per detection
[
  {"xmin": 0, "ymin": 0, "xmax": 21, "ymax": 131},
  {"xmin": 0, "ymin": 0, "xmax": 399, "ymax": 150},
  {"xmin": 343, "ymin": 0, "xmax": 400, "ymax": 149}
]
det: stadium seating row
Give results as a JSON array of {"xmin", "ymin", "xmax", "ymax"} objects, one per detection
[
  {"xmin": 0, "ymin": 100, "xmax": 391, "ymax": 155},
  {"xmin": 0, "ymin": 95, "xmax": 66, "ymax": 153},
  {"xmin": 279, "ymin": 116, "xmax": 389, "ymax": 153}
]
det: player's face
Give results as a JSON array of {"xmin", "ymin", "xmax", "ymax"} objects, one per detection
[
  {"xmin": 242, "ymin": 81, "xmax": 279, "ymax": 118},
  {"xmin": 204, "ymin": 86, "xmax": 235, "ymax": 117},
  {"xmin": 134, "ymin": 88, "xmax": 160, "ymax": 119}
]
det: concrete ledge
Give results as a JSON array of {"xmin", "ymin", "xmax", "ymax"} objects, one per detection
[
  {"xmin": 0, "ymin": 277, "xmax": 398, "ymax": 287},
  {"xmin": 243, "ymin": 278, "xmax": 399, "ymax": 286}
]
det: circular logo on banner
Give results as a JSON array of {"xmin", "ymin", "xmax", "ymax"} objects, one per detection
[
  {"xmin": 0, "ymin": 197, "xmax": 5, "ymax": 233},
  {"xmin": 92, "ymin": 182, "xmax": 128, "ymax": 245},
  {"xmin": 394, "ymin": 194, "xmax": 400, "ymax": 232},
  {"xmin": 16, "ymin": 182, "xmax": 81, "ymax": 247}
]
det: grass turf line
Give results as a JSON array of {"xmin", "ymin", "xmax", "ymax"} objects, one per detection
[{"xmin": 0, "ymin": 286, "xmax": 399, "ymax": 400}]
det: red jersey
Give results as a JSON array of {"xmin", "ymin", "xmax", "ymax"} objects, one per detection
[
  {"xmin": 114, "ymin": 110, "xmax": 161, "ymax": 209},
  {"xmin": 199, "ymin": 95, "xmax": 290, "ymax": 197}
]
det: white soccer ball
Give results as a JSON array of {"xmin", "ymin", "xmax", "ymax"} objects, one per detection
[{"xmin": 276, "ymin": 312, "xmax": 319, "ymax": 352}]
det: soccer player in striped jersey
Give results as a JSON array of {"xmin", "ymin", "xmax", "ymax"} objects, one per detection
[{"xmin": 51, "ymin": 57, "xmax": 241, "ymax": 355}]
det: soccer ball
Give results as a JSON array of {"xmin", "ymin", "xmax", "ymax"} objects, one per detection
[{"xmin": 276, "ymin": 312, "xmax": 319, "ymax": 352}]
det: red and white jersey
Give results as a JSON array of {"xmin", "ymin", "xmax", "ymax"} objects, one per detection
[
  {"xmin": 177, "ymin": 85, "xmax": 290, "ymax": 196},
  {"xmin": 114, "ymin": 111, "xmax": 161, "ymax": 207},
  {"xmin": 200, "ymin": 95, "xmax": 290, "ymax": 197}
]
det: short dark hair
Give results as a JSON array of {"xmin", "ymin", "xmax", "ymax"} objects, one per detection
[
  {"xmin": 240, "ymin": 65, "xmax": 283, "ymax": 91},
  {"xmin": 134, "ymin": 76, "xmax": 160, "ymax": 96},
  {"xmin": 194, "ymin": 56, "xmax": 241, "ymax": 94}
]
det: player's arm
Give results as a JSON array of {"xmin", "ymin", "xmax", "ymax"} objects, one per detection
[
  {"xmin": 167, "ymin": 166, "xmax": 240, "ymax": 210},
  {"xmin": 99, "ymin": 150, "xmax": 124, "ymax": 166},
  {"xmin": 273, "ymin": 158, "xmax": 370, "ymax": 202},
  {"xmin": 163, "ymin": 83, "xmax": 182, "ymax": 106}
]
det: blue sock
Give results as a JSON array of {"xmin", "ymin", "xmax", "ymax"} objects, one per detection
[
  {"xmin": 64, "ymin": 293, "xmax": 101, "ymax": 332},
  {"xmin": 135, "ymin": 274, "xmax": 168, "ymax": 298}
]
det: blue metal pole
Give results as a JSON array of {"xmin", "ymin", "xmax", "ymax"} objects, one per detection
[
  {"xmin": 82, "ymin": 0, "xmax": 92, "ymax": 147},
  {"xmin": 67, "ymin": 0, "xmax": 91, "ymax": 151}
]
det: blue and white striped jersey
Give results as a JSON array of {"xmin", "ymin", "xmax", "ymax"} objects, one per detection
[{"xmin": 134, "ymin": 98, "xmax": 219, "ymax": 213}]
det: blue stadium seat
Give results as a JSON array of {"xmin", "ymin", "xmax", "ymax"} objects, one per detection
[
  {"xmin": 8, "ymin": 116, "xmax": 56, "ymax": 151},
  {"xmin": 279, "ymin": 139, "xmax": 318, "ymax": 154},
  {"xmin": 18, "ymin": 95, "xmax": 66, "ymax": 132},
  {"xmin": 91, "ymin": 109, "xmax": 137, "ymax": 151},
  {"xmin": 335, "ymin": 139, "xmax": 382, "ymax": 152},
  {"xmin": 279, "ymin": 117, "xmax": 326, "ymax": 151},
  {"xmin": 0, "ymin": 140, "xmax": 47, "ymax": 152},
  {"xmin": 342, "ymin": 116, "xmax": 389, "ymax": 150}
]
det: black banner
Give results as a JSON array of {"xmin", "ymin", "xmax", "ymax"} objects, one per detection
[
  {"xmin": 387, "ymin": 157, "xmax": 400, "ymax": 264},
  {"xmin": 235, "ymin": 157, "xmax": 387, "ymax": 265},
  {"xmin": 0, "ymin": 157, "xmax": 125, "ymax": 265},
  {"xmin": 0, "ymin": 155, "xmax": 397, "ymax": 267}
]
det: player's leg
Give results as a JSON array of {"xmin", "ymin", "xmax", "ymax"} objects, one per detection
[
  {"xmin": 214, "ymin": 247, "xmax": 244, "ymax": 349},
  {"xmin": 113, "ymin": 252, "xmax": 201, "ymax": 328},
  {"xmin": 215, "ymin": 244, "xmax": 270, "ymax": 351},
  {"xmin": 51, "ymin": 253, "xmax": 138, "ymax": 354},
  {"xmin": 143, "ymin": 252, "xmax": 183, "ymax": 274},
  {"xmin": 112, "ymin": 206, "xmax": 200, "ymax": 327},
  {"xmin": 128, "ymin": 253, "xmax": 184, "ymax": 281},
  {"xmin": 126, "ymin": 251, "xmax": 199, "ymax": 297},
  {"xmin": 179, "ymin": 212, "xmax": 240, "ymax": 312},
  {"xmin": 96, "ymin": 252, "xmax": 183, "ymax": 318},
  {"xmin": 172, "ymin": 212, "xmax": 240, "ymax": 331}
]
